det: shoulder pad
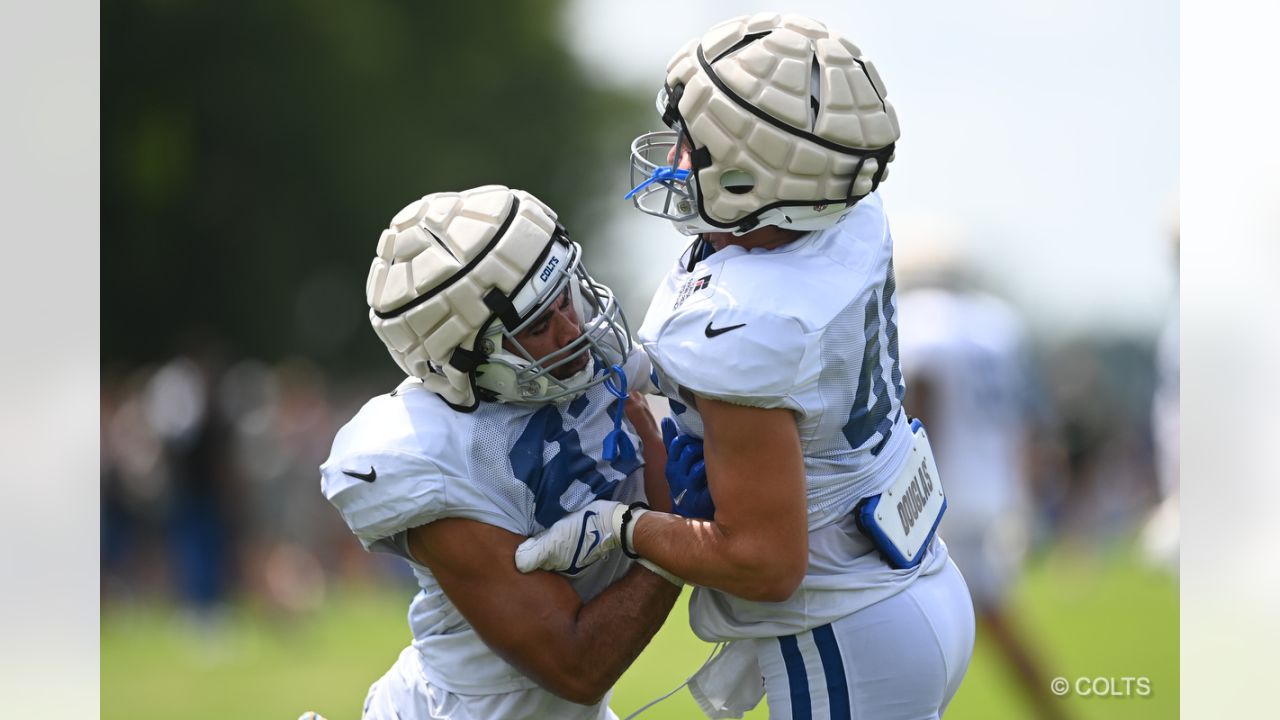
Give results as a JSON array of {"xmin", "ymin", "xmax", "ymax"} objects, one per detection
[
  {"xmin": 644, "ymin": 304, "xmax": 820, "ymax": 408},
  {"xmin": 321, "ymin": 450, "xmax": 450, "ymax": 550}
]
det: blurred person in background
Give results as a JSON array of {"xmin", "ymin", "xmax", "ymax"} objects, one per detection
[
  {"xmin": 101, "ymin": 369, "xmax": 158, "ymax": 599},
  {"xmin": 102, "ymin": 352, "xmax": 365, "ymax": 625},
  {"xmin": 102, "ymin": 368, "xmax": 181, "ymax": 600},
  {"xmin": 1040, "ymin": 338, "xmax": 1158, "ymax": 546},
  {"xmin": 519, "ymin": 14, "xmax": 974, "ymax": 719},
  {"xmin": 318, "ymin": 185, "xmax": 708, "ymax": 720},
  {"xmin": 101, "ymin": 341, "xmax": 243, "ymax": 642},
  {"xmin": 147, "ymin": 342, "xmax": 240, "ymax": 640},
  {"xmin": 219, "ymin": 356, "xmax": 337, "ymax": 617},
  {"xmin": 895, "ymin": 233, "xmax": 1069, "ymax": 720},
  {"xmin": 1142, "ymin": 220, "xmax": 1179, "ymax": 574}
]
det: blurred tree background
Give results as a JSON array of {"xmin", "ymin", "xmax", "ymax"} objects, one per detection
[{"xmin": 103, "ymin": 0, "xmax": 645, "ymax": 378}]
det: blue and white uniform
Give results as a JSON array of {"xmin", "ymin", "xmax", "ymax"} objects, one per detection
[
  {"xmin": 638, "ymin": 193, "xmax": 974, "ymax": 719},
  {"xmin": 322, "ymin": 359, "xmax": 649, "ymax": 720}
]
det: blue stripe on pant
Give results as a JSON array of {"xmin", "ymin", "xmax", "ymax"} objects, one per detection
[
  {"xmin": 777, "ymin": 624, "xmax": 851, "ymax": 720},
  {"xmin": 813, "ymin": 624, "xmax": 851, "ymax": 719},
  {"xmin": 777, "ymin": 634, "xmax": 812, "ymax": 719}
]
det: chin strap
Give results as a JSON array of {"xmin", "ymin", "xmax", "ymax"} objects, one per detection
[{"xmin": 602, "ymin": 364, "xmax": 636, "ymax": 462}]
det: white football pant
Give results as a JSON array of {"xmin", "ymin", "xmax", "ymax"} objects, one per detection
[
  {"xmin": 755, "ymin": 558, "xmax": 975, "ymax": 719},
  {"xmin": 361, "ymin": 646, "xmax": 619, "ymax": 720}
]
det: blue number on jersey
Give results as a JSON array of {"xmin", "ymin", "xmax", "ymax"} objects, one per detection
[
  {"xmin": 509, "ymin": 401, "xmax": 640, "ymax": 528},
  {"xmin": 842, "ymin": 261, "xmax": 905, "ymax": 455}
]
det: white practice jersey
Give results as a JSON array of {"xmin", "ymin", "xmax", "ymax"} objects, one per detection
[
  {"xmin": 896, "ymin": 288, "xmax": 1030, "ymax": 522},
  {"xmin": 638, "ymin": 192, "xmax": 948, "ymax": 641},
  {"xmin": 1152, "ymin": 303, "xmax": 1179, "ymax": 498},
  {"xmin": 321, "ymin": 357, "xmax": 649, "ymax": 707}
]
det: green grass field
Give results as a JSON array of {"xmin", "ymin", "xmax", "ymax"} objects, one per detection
[{"xmin": 103, "ymin": 541, "xmax": 1177, "ymax": 719}]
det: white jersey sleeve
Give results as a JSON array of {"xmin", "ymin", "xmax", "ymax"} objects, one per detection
[
  {"xmin": 320, "ymin": 389, "xmax": 524, "ymax": 556},
  {"xmin": 321, "ymin": 450, "xmax": 451, "ymax": 553},
  {"xmin": 643, "ymin": 303, "xmax": 819, "ymax": 410},
  {"xmin": 322, "ymin": 453, "xmax": 527, "ymax": 554}
]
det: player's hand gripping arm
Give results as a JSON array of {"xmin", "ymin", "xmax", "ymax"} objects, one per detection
[{"xmin": 405, "ymin": 518, "xmax": 680, "ymax": 706}]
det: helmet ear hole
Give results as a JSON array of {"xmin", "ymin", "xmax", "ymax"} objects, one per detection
[{"xmin": 720, "ymin": 169, "xmax": 755, "ymax": 195}]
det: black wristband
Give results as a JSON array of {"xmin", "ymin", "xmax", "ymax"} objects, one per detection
[{"xmin": 620, "ymin": 501, "xmax": 650, "ymax": 559}]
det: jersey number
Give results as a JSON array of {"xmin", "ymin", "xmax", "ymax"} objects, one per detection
[
  {"xmin": 509, "ymin": 402, "xmax": 641, "ymax": 528},
  {"xmin": 842, "ymin": 261, "xmax": 905, "ymax": 455}
]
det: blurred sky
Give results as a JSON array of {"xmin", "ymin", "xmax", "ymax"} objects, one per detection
[{"xmin": 565, "ymin": 0, "xmax": 1178, "ymax": 340}]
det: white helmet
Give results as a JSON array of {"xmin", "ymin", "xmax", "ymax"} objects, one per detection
[
  {"xmin": 627, "ymin": 12, "xmax": 900, "ymax": 235},
  {"xmin": 367, "ymin": 185, "xmax": 632, "ymax": 410}
]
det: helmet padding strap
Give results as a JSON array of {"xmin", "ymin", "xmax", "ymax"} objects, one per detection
[
  {"xmin": 483, "ymin": 288, "xmax": 522, "ymax": 331},
  {"xmin": 448, "ymin": 346, "xmax": 485, "ymax": 373},
  {"xmin": 689, "ymin": 145, "xmax": 712, "ymax": 169}
]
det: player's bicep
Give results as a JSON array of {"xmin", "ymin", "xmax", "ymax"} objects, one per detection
[
  {"xmin": 696, "ymin": 397, "xmax": 807, "ymax": 559},
  {"xmin": 405, "ymin": 518, "xmax": 582, "ymax": 677}
]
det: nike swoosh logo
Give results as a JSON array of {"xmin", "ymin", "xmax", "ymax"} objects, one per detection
[
  {"xmin": 567, "ymin": 510, "xmax": 600, "ymax": 574},
  {"xmin": 342, "ymin": 466, "xmax": 377, "ymax": 482},
  {"xmin": 704, "ymin": 321, "xmax": 747, "ymax": 338}
]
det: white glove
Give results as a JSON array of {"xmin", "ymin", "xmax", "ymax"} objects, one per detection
[{"xmin": 516, "ymin": 500, "xmax": 627, "ymax": 574}]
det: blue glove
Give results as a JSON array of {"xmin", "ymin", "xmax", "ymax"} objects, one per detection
[{"xmin": 661, "ymin": 417, "xmax": 715, "ymax": 519}]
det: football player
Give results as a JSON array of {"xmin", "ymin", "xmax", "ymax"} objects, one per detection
[
  {"xmin": 1143, "ymin": 223, "xmax": 1179, "ymax": 575},
  {"xmin": 518, "ymin": 14, "xmax": 976, "ymax": 719},
  {"xmin": 895, "ymin": 238, "xmax": 1068, "ymax": 720},
  {"xmin": 321, "ymin": 185, "xmax": 698, "ymax": 720}
]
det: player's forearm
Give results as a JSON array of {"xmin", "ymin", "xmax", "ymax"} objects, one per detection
[
  {"xmin": 538, "ymin": 564, "xmax": 681, "ymax": 704},
  {"xmin": 649, "ymin": 398, "xmax": 806, "ymax": 600},
  {"xmin": 630, "ymin": 511, "xmax": 806, "ymax": 602},
  {"xmin": 625, "ymin": 393, "xmax": 672, "ymax": 513},
  {"xmin": 638, "ymin": 437, "xmax": 672, "ymax": 514}
]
